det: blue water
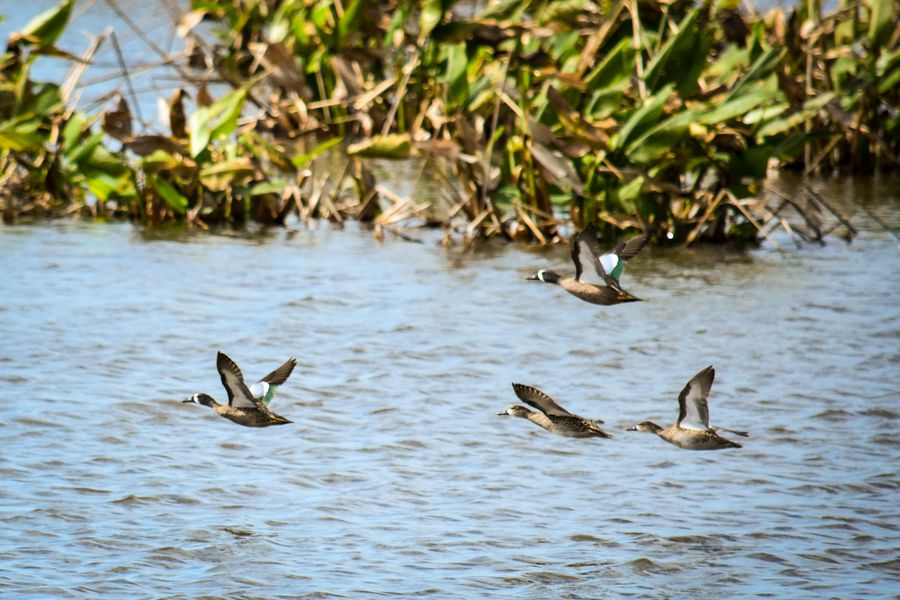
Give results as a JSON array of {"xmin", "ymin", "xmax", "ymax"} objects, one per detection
[{"xmin": 1, "ymin": 179, "xmax": 898, "ymax": 597}]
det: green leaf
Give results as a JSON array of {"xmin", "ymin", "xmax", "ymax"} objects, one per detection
[
  {"xmin": 445, "ymin": 42, "xmax": 468, "ymax": 109},
  {"xmin": 615, "ymin": 84, "xmax": 674, "ymax": 152},
  {"xmin": 188, "ymin": 87, "xmax": 248, "ymax": 157},
  {"xmin": 420, "ymin": 0, "xmax": 457, "ymax": 42},
  {"xmin": 31, "ymin": 82, "xmax": 63, "ymax": 117},
  {"xmin": 697, "ymin": 86, "xmax": 781, "ymax": 125},
  {"xmin": 0, "ymin": 117, "xmax": 43, "ymax": 151},
  {"xmin": 626, "ymin": 110, "xmax": 699, "ymax": 163},
  {"xmin": 292, "ymin": 136, "xmax": 343, "ymax": 168},
  {"xmin": 19, "ymin": 0, "xmax": 73, "ymax": 46},
  {"xmin": 65, "ymin": 131, "xmax": 105, "ymax": 164},
  {"xmin": 150, "ymin": 176, "xmax": 189, "ymax": 215},
  {"xmin": 584, "ymin": 38, "xmax": 635, "ymax": 91},
  {"xmin": 644, "ymin": 9, "xmax": 708, "ymax": 95},
  {"xmin": 609, "ymin": 176, "xmax": 644, "ymax": 213},
  {"xmin": 347, "ymin": 133, "xmax": 412, "ymax": 158},
  {"xmin": 61, "ymin": 112, "xmax": 87, "ymax": 149},
  {"xmin": 250, "ymin": 180, "xmax": 288, "ymax": 195},
  {"xmin": 868, "ymin": 0, "xmax": 893, "ymax": 50},
  {"xmin": 336, "ymin": 0, "xmax": 363, "ymax": 46},
  {"xmin": 199, "ymin": 159, "xmax": 255, "ymax": 191},
  {"xmin": 727, "ymin": 46, "xmax": 784, "ymax": 100}
]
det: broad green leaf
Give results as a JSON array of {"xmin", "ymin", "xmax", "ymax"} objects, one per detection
[
  {"xmin": 292, "ymin": 136, "xmax": 343, "ymax": 168},
  {"xmin": 336, "ymin": 0, "xmax": 363, "ymax": 46},
  {"xmin": 584, "ymin": 38, "xmax": 635, "ymax": 91},
  {"xmin": 420, "ymin": 0, "xmax": 457, "ymax": 42},
  {"xmin": 85, "ymin": 172, "xmax": 125, "ymax": 202},
  {"xmin": 31, "ymin": 82, "xmax": 63, "ymax": 117},
  {"xmin": 644, "ymin": 9, "xmax": 708, "ymax": 95},
  {"xmin": 626, "ymin": 110, "xmax": 700, "ymax": 163},
  {"xmin": 250, "ymin": 180, "xmax": 288, "ymax": 195},
  {"xmin": 445, "ymin": 42, "xmax": 468, "ymax": 109},
  {"xmin": 140, "ymin": 150, "xmax": 179, "ymax": 173},
  {"xmin": 188, "ymin": 87, "xmax": 248, "ymax": 157},
  {"xmin": 868, "ymin": 0, "xmax": 892, "ymax": 50},
  {"xmin": 65, "ymin": 131, "xmax": 105, "ymax": 164},
  {"xmin": 19, "ymin": 0, "xmax": 73, "ymax": 46},
  {"xmin": 199, "ymin": 159, "xmax": 255, "ymax": 191},
  {"xmin": 0, "ymin": 118, "xmax": 43, "ymax": 151},
  {"xmin": 347, "ymin": 133, "xmax": 412, "ymax": 158},
  {"xmin": 150, "ymin": 176, "xmax": 189, "ymax": 214},
  {"xmin": 609, "ymin": 176, "xmax": 644, "ymax": 213},
  {"xmin": 615, "ymin": 84, "xmax": 673, "ymax": 152},
  {"xmin": 876, "ymin": 49, "xmax": 900, "ymax": 94},
  {"xmin": 61, "ymin": 111, "xmax": 87, "ymax": 149},
  {"xmin": 697, "ymin": 86, "xmax": 781, "ymax": 125},
  {"xmin": 727, "ymin": 46, "xmax": 784, "ymax": 100},
  {"xmin": 705, "ymin": 44, "xmax": 749, "ymax": 84}
]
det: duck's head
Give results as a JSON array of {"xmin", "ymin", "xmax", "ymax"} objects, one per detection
[
  {"xmin": 526, "ymin": 269, "xmax": 561, "ymax": 284},
  {"xmin": 498, "ymin": 405, "xmax": 533, "ymax": 418},
  {"xmin": 627, "ymin": 421, "xmax": 661, "ymax": 434},
  {"xmin": 184, "ymin": 393, "xmax": 216, "ymax": 407}
]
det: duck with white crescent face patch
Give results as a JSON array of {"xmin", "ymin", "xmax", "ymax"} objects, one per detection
[
  {"xmin": 183, "ymin": 352, "xmax": 297, "ymax": 428},
  {"xmin": 526, "ymin": 224, "xmax": 648, "ymax": 306}
]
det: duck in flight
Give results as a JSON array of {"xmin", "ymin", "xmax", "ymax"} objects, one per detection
[
  {"xmin": 526, "ymin": 224, "xmax": 648, "ymax": 305},
  {"xmin": 184, "ymin": 352, "xmax": 297, "ymax": 427},
  {"xmin": 499, "ymin": 383, "xmax": 613, "ymax": 438},
  {"xmin": 627, "ymin": 366, "xmax": 747, "ymax": 450}
]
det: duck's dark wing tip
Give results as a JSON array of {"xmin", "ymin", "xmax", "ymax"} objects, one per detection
[
  {"xmin": 616, "ymin": 232, "xmax": 650, "ymax": 259},
  {"xmin": 263, "ymin": 358, "xmax": 298, "ymax": 386}
]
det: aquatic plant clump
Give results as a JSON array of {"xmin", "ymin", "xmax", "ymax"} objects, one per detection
[{"xmin": 0, "ymin": 0, "xmax": 895, "ymax": 244}]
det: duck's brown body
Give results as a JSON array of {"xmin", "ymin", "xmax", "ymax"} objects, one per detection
[
  {"xmin": 499, "ymin": 384, "xmax": 613, "ymax": 439},
  {"xmin": 556, "ymin": 278, "xmax": 641, "ymax": 305},
  {"xmin": 627, "ymin": 366, "xmax": 745, "ymax": 451},
  {"xmin": 631, "ymin": 421, "xmax": 741, "ymax": 450},
  {"xmin": 210, "ymin": 403, "xmax": 292, "ymax": 428},
  {"xmin": 526, "ymin": 226, "xmax": 647, "ymax": 306},
  {"xmin": 185, "ymin": 352, "xmax": 296, "ymax": 428}
]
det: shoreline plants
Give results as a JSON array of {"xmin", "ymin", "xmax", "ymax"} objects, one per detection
[{"xmin": 0, "ymin": 0, "xmax": 896, "ymax": 245}]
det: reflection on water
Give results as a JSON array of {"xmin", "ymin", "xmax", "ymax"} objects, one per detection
[{"xmin": 1, "ymin": 176, "xmax": 898, "ymax": 597}]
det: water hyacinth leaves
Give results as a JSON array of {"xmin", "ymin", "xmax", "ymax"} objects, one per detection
[
  {"xmin": 189, "ymin": 87, "xmax": 249, "ymax": 157},
  {"xmin": 10, "ymin": 0, "xmax": 73, "ymax": 48},
  {"xmin": 1, "ymin": 0, "xmax": 895, "ymax": 236}
]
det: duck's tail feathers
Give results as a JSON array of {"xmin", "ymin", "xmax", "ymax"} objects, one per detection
[{"xmin": 717, "ymin": 427, "xmax": 749, "ymax": 437}]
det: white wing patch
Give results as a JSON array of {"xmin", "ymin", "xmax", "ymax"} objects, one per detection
[
  {"xmin": 247, "ymin": 381, "xmax": 269, "ymax": 401},
  {"xmin": 599, "ymin": 253, "xmax": 618, "ymax": 277}
]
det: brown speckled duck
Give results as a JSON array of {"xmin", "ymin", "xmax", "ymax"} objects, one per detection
[
  {"xmin": 526, "ymin": 224, "xmax": 648, "ymax": 305},
  {"xmin": 627, "ymin": 366, "xmax": 747, "ymax": 450},
  {"xmin": 184, "ymin": 352, "xmax": 296, "ymax": 427},
  {"xmin": 499, "ymin": 383, "xmax": 612, "ymax": 439}
]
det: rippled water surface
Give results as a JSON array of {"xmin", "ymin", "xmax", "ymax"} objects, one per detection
[{"xmin": 1, "ymin": 177, "xmax": 899, "ymax": 598}]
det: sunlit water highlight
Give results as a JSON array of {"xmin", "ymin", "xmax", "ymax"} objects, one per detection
[{"xmin": 1, "ymin": 176, "xmax": 898, "ymax": 597}]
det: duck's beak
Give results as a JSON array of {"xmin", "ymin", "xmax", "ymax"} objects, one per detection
[
  {"xmin": 182, "ymin": 398, "xmax": 194, "ymax": 403},
  {"xmin": 525, "ymin": 274, "xmax": 539, "ymax": 281},
  {"xmin": 626, "ymin": 425, "xmax": 637, "ymax": 431},
  {"xmin": 497, "ymin": 411, "xmax": 509, "ymax": 416}
]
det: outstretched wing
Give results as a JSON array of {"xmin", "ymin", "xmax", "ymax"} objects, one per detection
[
  {"xmin": 677, "ymin": 366, "xmax": 714, "ymax": 431},
  {"xmin": 571, "ymin": 225, "xmax": 613, "ymax": 286},
  {"xmin": 217, "ymin": 352, "xmax": 260, "ymax": 409},
  {"xmin": 262, "ymin": 358, "xmax": 297, "ymax": 386},
  {"xmin": 249, "ymin": 358, "xmax": 297, "ymax": 405},
  {"xmin": 613, "ymin": 232, "xmax": 650, "ymax": 260},
  {"xmin": 512, "ymin": 383, "xmax": 574, "ymax": 417},
  {"xmin": 602, "ymin": 233, "xmax": 649, "ymax": 284}
]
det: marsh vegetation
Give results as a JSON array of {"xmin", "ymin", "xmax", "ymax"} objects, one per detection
[{"xmin": 0, "ymin": 0, "xmax": 895, "ymax": 244}]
